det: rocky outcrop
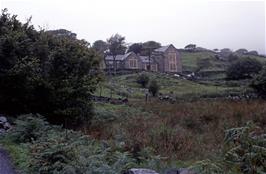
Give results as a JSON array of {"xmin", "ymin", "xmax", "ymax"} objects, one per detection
[
  {"xmin": 124, "ymin": 168, "xmax": 159, "ymax": 174},
  {"xmin": 0, "ymin": 116, "xmax": 11, "ymax": 134}
]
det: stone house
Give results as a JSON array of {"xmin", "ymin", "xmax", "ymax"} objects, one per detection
[
  {"xmin": 104, "ymin": 44, "xmax": 182, "ymax": 73},
  {"xmin": 105, "ymin": 52, "xmax": 142, "ymax": 70},
  {"xmin": 152, "ymin": 44, "xmax": 182, "ymax": 73}
]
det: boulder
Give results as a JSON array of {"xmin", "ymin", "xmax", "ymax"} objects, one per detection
[
  {"xmin": 0, "ymin": 115, "xmax": 11, "ymax": 134},
  {"xmin": 4, "ymin": 122, "xmax": 11, "ymax": 130},
  {"xmin": 124, "ymin": 168, "xmax": 159, "ymax": 174},
  {"xmin": 0, "ymin": 116, "xmax": 7, "ymax": 123},
  {"xmin": 165, "ymin": 168, "xmax": 196, "ymax": 174}
]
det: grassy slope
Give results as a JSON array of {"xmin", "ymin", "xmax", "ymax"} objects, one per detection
[
  {"xmin": 180, "ymin": 51, "xmax": 266, "ymax": 72},
  {"xmin": 94, "ymin": 72, "xmax": 246, "ymax": 99}
]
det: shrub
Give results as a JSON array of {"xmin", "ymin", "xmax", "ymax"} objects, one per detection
[
  {"xmin": 224, "ymin": 122, "xmax": 266, "ymax": 173},
  {"xmin": 226, "ymin": 58, "xmax": 262, "ymax": 80},
  {"xmin": 136, "ymin": 73, "xmax": 149, "ymax": 88},
  {"xmin": 148, "ymin": 80, "xmax": 159, "ymax": 96},
  {"xmin": 251, "ymin": 67, "xmax": 266, "ymax": 98},
  {"xmin": 0, "ymin": 10, "xmax": 102, "ymax": 126},
  {"xmin": 3, "ymin": 115, "xmax": 162, "ymax": 174}
]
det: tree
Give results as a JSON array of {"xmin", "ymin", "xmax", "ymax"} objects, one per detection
[
  {"xmin": 142, "ymin": 41, "xmax": 161, "ymax": 70},
  {"xmin": 46, "ymin": 29, "xmax": 77, "ymax": 39},
  {"xmin": 127, "ymin": 43, "xmax": 143, "ymax": 54},
  {"xmin": 92, "ymin": 40, "xmax": 108, "ymax": 54},
  {"xmin": 248, "ymin": 50, "xmax": 259, "ymax": 56},
  {"xmin": 136, "ymin": 73, "xmax": 149, "ymax": 88},
  {"xmin": 106, "ymin": 34, "xmax": 126, "ymax": 74},
  {"xmin": 184, "ymin": 44, "xmax": 196, "ymax": 51},
  {"xmin": 0, "ymin": 9, "xmax": 102, "ymax": 126},
  {"xmin": 251, "ymin": 66, "xmax": 266, "ymax": 98},
  {"xmin": 235, "ymin": 48, "xmax": 248, "ymax": 55},
  {"xmin": 148, "ymin": 80, "xmax": 159, "ymax": 96},
  {"xmin": 220, "ymin": 48, "xmax": 232, "ymax": 58},
  {"xmin": 226, "ymin": 58, "xmax": 262, "ymax": 80}
]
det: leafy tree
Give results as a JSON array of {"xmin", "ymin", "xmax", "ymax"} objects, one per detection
[
  {"xmin": 46, "ymin": 29, "xmax": 77, "ymax": 39},
  {"xmin": 251, "ymin": 66, "xmax": 266, "ymax": 98},
  {"xmin": 248, "ymin": 50, "xmax": 259, "ymax": 56},
  {"xmin": 136, "ymin": 73, "xmax": 149, "ymax": 88},
  {"xmin": 235, "ymin": 48, "xmax": 248, "ymax": 55},
  {"xmin": 142, "ymin": 41, "xmax": 161, "ymax": 70},
  {"xmin": 0, "ymin": 9, "xmax": 102, "ymax": 126},
  {"xmin": 226, "ymin": 58, "xmax": 262, "ymax": 80},
  {"xmin": 185, "ymin": 44, "xmax": 196, "ymax": 51},
  {"xmin": 128, "ymin": 43, "xmax": 143, "ymax": 54},
  {"xmin": 106, "ymin": 34, "xmax": 126, "ymax": 74},
  {"xmin": 148, "ymin": 80, "xmax": 159, "ymax": 96},
  {"xmin": 92, "ymin": 40, "xmax": 108, "ymax": 54},
  {"xmin": 220, "ymin": 48, "xmax": 233, "ymax": 58},
  {"xmin": 227, "ymin": 53, "xmax": 239, "ymax": 62}
]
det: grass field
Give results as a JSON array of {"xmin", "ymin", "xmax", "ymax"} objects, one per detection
[
  {"xmin": 180, "ymin": 51, "xmax": 266, "ymax": 72},
  {"xmin": 89, "ymin": 98, "xmax": 266, "ymax": 161},
  {"xmin": 94, "ymin": 72, "xmax": 248, "ymax": 100}
]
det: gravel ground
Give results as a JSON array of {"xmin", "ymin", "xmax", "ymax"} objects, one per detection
[{"xmin": 0, "ymin": 147, "xmax": 16, "ymax": 174}]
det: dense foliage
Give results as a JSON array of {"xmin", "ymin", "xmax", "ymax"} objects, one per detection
[
  {"xmin": 148, "ymin": 80, "xmax": 159, "ymax": 96},
  {"xmin": 0, "ymin": 9, "xmax": 102, "ymax": 125},
  {"xmin": 224, "ymin": 122, "xmax": 266, "ymax": 173},
  {"xmin": 251, "ymin": 66, "xmax": 266, "ymax": 98},
  {"xmin": 1, "ymin": 114, "xmax": 162, "ymax": 174},
  {"xmin": 136, "ymin": 73, "xmax": 150, "ymax": 88},
  {"xmin": 226, "ymin": 58, "xmax": 262, "ymax": 80}
]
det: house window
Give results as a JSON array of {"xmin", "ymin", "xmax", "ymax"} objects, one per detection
[
  {"xmin": 129, "ymin": 59, "xmax": 137, "ymax": 68},
  {"xmin": 169, "ymin": 54, "xmax": 176, "ymax": 71},
  {"xmin": 151, "ymin": 64, "xmax": 157, "ymax": 71}
]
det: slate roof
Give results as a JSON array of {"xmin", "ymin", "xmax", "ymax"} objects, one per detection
[
  {"xmin": 105, "ymin": 52, "xmax": 132, "ymax": 61},
  {"xmin": 154, "ymin": 45, "xmax": 171, "ymax": 52},
  {"xmin": 139, "ymin": 56, "xmax": 154, "ymax": 63}
]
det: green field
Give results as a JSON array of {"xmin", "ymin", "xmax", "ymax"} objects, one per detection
[
  {"xmin": 180, "ymin": 51, "xmax": 266, "ymax": 72},
  {"xmin": 94, "ymin": 72, "xmax": 248, "ymax": 100}
]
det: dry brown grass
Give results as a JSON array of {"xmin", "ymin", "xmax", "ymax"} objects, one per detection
[{"xmin": 89, "ymin": 99, "xmax": 266, "ymax": 161}]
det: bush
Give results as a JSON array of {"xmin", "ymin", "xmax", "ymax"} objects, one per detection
[
  {"xmin": 136, "ymin": 73, "xmax": 149, "ymax": 88},
  {"xmin": 251, "ymin": 67, "xmax": 266, "ymax": 98},
  {"xmin": 148, "ymin": 80, "xmax": 159, "ymax": 96},
  {"xmin": 226, "ymin": 58, "xmax": 262, "ymax": 80},
  {"xmin": 0, "ymin": 10, "xmax": 102, "ymax": 126},
  {"xmin": 224, "ymin": 122, "xmax": 266, "ymax": 173},
  {"xmin": 3, "ymin": 115, "xmax": 162, "ymax": 174}
]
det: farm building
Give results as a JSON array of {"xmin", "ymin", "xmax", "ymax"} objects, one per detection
[{"xmin": 104, "ymin": 44, "xmax": 182, "ymax": 73}]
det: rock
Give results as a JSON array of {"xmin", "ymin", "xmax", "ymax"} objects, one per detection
[
  {"xmin": 3, "ymin": 122, "xmax": 11, "ymax": 130},
  {"xmin": 0, "ymin": 129, "xmax": 5, "ymax": 134},
  {"xmin": 165, "ymin": 168, "xmax": 196, "ymax": 174},
  {"xmin": 124, "ymin": 168, "xmax": 159, "ymax": 174},
  {"xmin": 0, "ymin": 116, "xmax": 7, "ymax": 123}
]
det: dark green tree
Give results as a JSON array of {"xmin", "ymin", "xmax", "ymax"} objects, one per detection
[
  {"xmin": 142, "ymin": 41, "xmax": 161, "ymax": 70},
  {"xmin": 0, "ymin": 9, "xmax": 102, "ymax": 126},
  {"xmin": 226, "ymin": 58, "xmax": 262, "ymax": 80},
  {"xmin": 148, "ymin": 80, "xmax": 159, "ymax": 96},
  {"xmin": 106, "ymin": 34, "xmax": 126, "ymax": 74},
  {"xmin": 251, "ymin": 66, "xmax": 266, "ymax": 98},
  {"xmin": 128, "ymin": 43, "xmax": 143, "ymax": 54},
  {"xmin": 136, "ymin": 73, "xmax": 149, "ymax": 88},
  {"xmin": 92, "ymin": 40, "xmax": 108, "ymax": 54},
  {"xmin": 184, "ymin": 44, "xmax": 196, "ymax": 51}
]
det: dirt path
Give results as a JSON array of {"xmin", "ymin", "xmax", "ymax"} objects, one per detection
[{"xmin": 0, "ymin": 147, "xmax": 16, "ymax": 174}]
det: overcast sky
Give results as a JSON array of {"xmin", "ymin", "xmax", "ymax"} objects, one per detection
[{"xmin": 1, "ymin": 0, "xmax": 265, "ymax": 54}]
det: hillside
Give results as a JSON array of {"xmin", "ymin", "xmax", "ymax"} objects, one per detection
[
  {"xmin": 95, "ymin": 72, "xmax": 249, "ymax": 100},
  {"xmin": 180, "ymin": 50, "xmax": 266, "ymax": 73}
]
